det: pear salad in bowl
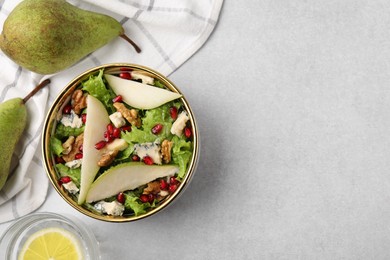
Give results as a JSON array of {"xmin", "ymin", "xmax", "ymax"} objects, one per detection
[{"xmin": 42, "ymin": 64, "xmax": 199, "ymax": 222}]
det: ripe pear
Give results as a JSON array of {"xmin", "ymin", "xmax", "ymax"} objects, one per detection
[
  {"xmin": 78, "ymin": 95, "xmax": 110, "ymax": 205},
  {"xmin": 86, "ymin": 163, "xmax": 179, "ymax": 203},
  {"xmin": 0, "ymin": 0, "xmax": 141, "ymax": 75},
  {"xmin": 105, "ymin": 74, "xmax": 182, "ymax": 109},
  {"xmin": 0, "ymin": 79, "xmax": 50, "ymax": 191}
]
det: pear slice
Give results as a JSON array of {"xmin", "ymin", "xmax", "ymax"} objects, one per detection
[
  {"xmin": 78, "ymin": 95, "xmax": 110, "ymax": 204},
  {"xmin": 86, "ymin": 162, "xmax": 178, "ymax": 203},
  {"xmin": 104, "ymin": 74, "xmax": 182, "ymax": 109}
]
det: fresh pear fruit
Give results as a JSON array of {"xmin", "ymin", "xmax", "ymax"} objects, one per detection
[
  {"xmin": 86, "ymin": 162, "xmax": 179, "ymax": 203},
  {"xmin": 104, "ymin": 74, "xmax": 182, "ymax": 109},
  {"xmin": 0, "ymin": 79, "xmax": 50, "ymax": 191},
  {"xmin": 0, "ymin": 0, "xmax": 141, "ymax": 75},
  {"xmin": 78, "ymin": 95, "xmax": 110, "ymax": 205}
]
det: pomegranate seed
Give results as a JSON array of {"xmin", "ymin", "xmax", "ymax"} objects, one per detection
[
  {"xmin": 119, "ymin": 72, "xmax": 131, "ymax": 80},
  {"xmin": 95, "ymin": 140, "xmax": 106, "ymax": 150},
  {"xmin": 79, "ymin": 145, "xmax": 83, "ymax": 152},
  {"xmin": 169, "ymin": 176, "xmax": 178, "ymax": 185},
  {"xmin": 60, "ymin": 176, "xmax": 71, "ymax": 184},
  {"xmin": 117, "ymin": 192, "xmax": 125, "ymax": 204},
  {"xmin": 112, "ymin": 95, "xmax": 123, "ymax": 103},
  {"xmin": 148, "ymin": 194, "xmax": 155, "ymax": 202},
  {"xmin": 112, "ymin": 128, "xmax": 121, "ymax": 138},
  {"xmin": 75, "ymin": 153, "xmax": 83, "ymax": 159},
  {"xmin": 62, "ymin": 105, "xmax": 72, "ymax": 114},
  {"xmin": 121, "ymin": 125, "xmax": 132, "ymax": 132},
  {"xmin": 170, "ymin": 106, "xmax": 178, "ymax": 120},
  {"xmin": 160, "ymin": 179, "xmax": 168, "ymax": 190},
  {"xmin": 151, "ymin": 124, "xmax": 163, "ymax": 135},
  {"xmin": 132, "ymin": 155, "xmax": 140, "ymax": 161},
  {"xmin": 143, "ymin": 156, "xmax": 154, "ymax": 165},
  {"xmin": 81, "ymin": 114, "xmax": 87, "ymax": 124},
  {"xmin": 103, "ymin": 131, "xmax": 112, "ymax": 142},
  {"xmin": 107, "ymin": 124, "xmax": 114, "ymax": 135},
  {"xmin": 140, "ymin": 194, "xmax": 149, "ymax": 203},
  {"xmin": 184, "ymin": 127, "xmax": 192, "ymax": 138},
  {"xmin": 55, "ymin": 156, "xmax": 65, "ymax": 164},
  {"xmin": 168, "ymin": 184, "xmax": 177, "ymax": 193}
]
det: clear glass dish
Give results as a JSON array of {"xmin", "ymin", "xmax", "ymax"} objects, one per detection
[{"xmin": 0, "ymin": 212, "xmax": 100, "ymax": 260}]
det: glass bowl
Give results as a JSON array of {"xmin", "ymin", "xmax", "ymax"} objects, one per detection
[
  {"xmin": 41, "ymin": 63, "xmax": 199, "ymax": 222},
  {"xmin": 0, "ymin": 212, "xmax": 100, "ymax": 259}
]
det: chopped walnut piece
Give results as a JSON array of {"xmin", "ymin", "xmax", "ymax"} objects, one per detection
[
  {"xmin": 98, "ymin": 150, "xmax": 119, "ymax": 167},
  {"xmin": 113, "ymin": 102, "xmax": 141, "ymax": 127},
  {"xmin": 161, "ymin": 139, "xmax": 173, "ymax": 163},
  {"xmin": 63, "ymin": 133, "xmax": 84, "ymax": 162},
  {"xmin": 71, "ymin": 89, "xmax": 87, "ymax": 114},
  {"xmin": 143, "ymin": 181, "xmax": 161, "ymax": 195},
  {"xmin": 62, "ymin": 136, "xmax": 75, "ymax": 155}
]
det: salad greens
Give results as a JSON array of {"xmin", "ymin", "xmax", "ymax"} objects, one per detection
[
  {"xmin": 51, "ymin": 69, "xmax": 194, "ymax": 217},
  {"xmin": 55, "ymin": 164, "xmax": 81, "ymax": 185},
  {"xmin": 82, "ymin": 69, "xmax": 116, "ymax": 113},
  {"xmin": 55, "ymin": 124, "xmax": 85, "ymax": 139}
]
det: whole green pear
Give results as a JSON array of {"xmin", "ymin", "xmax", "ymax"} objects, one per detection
[
  {"xmin": 0, "ymin": 0, "xmax": 140, "ymax": 75},
  {"xmin": 0, "ymin": 79, "xmax": 50, "ymax": 191},
  {"xmin": 0, "ymin": 98, "xmax": 27, "ymax": 190}
]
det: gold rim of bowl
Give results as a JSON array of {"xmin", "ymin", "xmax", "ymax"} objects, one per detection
[{"xmin": 41, "ymin": 63, "xmax": 199, "ymax": 222}]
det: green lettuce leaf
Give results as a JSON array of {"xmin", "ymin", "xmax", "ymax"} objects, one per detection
[
  {"xmin": 124, "ymin": 193, "xmax": 149, "ymax": 216},
  {"xmin": 55, "ymin": 124, "xmax": 84, "ymax": 139},
  {"xmin": 154, "ymin": 79, "xmax": 166, "ymax": 89},
  {"xmin": 113, "ymin": 144, "xmax": 135, "ymax": 164},
  {"xmin": 121, "ymin": 127, "xmax": 156, "ymax": 144},
  {"xmin": 55, "ymin": 164, "xmax": 81, "ymax": 185},
  {"xmin": 171, "ymin": 136, "xmax": 193, "ymax": 179},
  {"xmin": 82, "ymin": 69, "xmax": 115, "ymax": 113},
  {"xmin": 50, "ymin": 137, "xmax": 64, "ymax": 156},
  {"xmin": 142, "ymin": 104, "xmax": 173, "ymax": 140}
]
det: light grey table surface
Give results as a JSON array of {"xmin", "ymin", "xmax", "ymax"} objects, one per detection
[{"xmin": 2, "ymin": 1, "xmax": 390, "ymax": 259}]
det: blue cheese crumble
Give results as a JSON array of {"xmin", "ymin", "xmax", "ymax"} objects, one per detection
[
  {"xmin": 63, "ymin": 181, "xmax": 79, "ymax": 194},
  {"xmin": 65, "ymin": 159, "xmax": 82, "ymax": 169},
  {"xmin": 134, "ymin": 142, "xmax": 162, "ymax": 164},
  {"xmin": 94, "ymin": 200, "xmax": 125, "ymax": 216},
  {"xmin": 61, "ymin": 110, "xmax": 83, "ymax": 128}
]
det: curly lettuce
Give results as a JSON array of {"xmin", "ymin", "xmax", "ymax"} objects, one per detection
[
  {"xmin": 82, "ymin": 69, "xmax": 115, "ymax": 113},
  {"xmin": 171, "ymin": 136, "xmax": 193, "ymax": 179},
  {"xmin": 55, "ymin": 164, "xmax": 81, "ymax": 185},
  {"xmin": 50, "ymin": 136, "xmax": 64, "ymax": 156},
  {"xmin": 142, "ymin": 104, "xmax": 174, "ymax": 140},
  {"xmin": 124, "ymin": 192, "xmax": 157, "ymax": 216},
  {"xmin": 55, "ymin": 124, "xmax": 84, "ymax": 139}
]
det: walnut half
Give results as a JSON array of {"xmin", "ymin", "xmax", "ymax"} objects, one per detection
[
  {"xmin": 62, "ymin": 133, "xmax": 84, "ymax": 162},
  {"xmin": 161, "ymin": 139, "xmax": 173, "ymax": 163},
  {"xmin": 71, "ymin": 90, "xmax": 87, "ymax": 115},
  {"xmin": 113, "ymin": 102, "xmax": 141, "ymax": 128},
  {"xmin": 97, "ymin": 150, "xmax": 119, "ymax": 167},
  {"xmin": 143, "ymin": 181, "xmax": 161, "ymax": 195}
]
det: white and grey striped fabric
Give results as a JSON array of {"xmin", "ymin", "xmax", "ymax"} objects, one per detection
[{"xmin": 0, "ymin": 0, "xmax": 223, "ymax": 223}]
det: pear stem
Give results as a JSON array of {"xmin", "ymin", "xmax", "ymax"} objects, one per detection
[
  {"xmin": 120, "ymin": 34, "xmax": 142, "ymax": 53},
  {"xmin": 22, "ymin": 78, "xmax": 51, "ymax": 104}
]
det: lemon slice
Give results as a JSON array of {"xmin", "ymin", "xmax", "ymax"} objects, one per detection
[{"xmin": 18, "ymin": 227, "xmax": 83, "ymax": 260}]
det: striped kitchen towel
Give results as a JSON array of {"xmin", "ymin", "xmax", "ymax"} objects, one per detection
[{"xmin": 0, "ymin": 0, "xmax": 223, "ymax": 223}]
